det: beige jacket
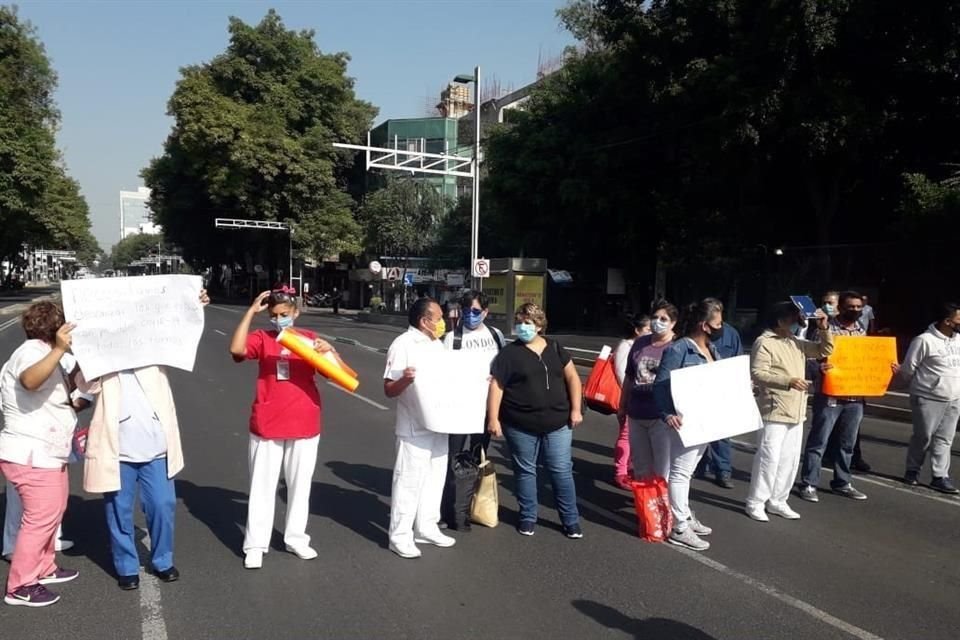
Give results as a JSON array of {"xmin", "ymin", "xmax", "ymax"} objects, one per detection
[
  {"xmin": 81, "ymin": 366, "xmax": 184, "ymax": 493},
  {"xmin": 751, "ymin": 330, "xmax": 834, "ymax": 424}
]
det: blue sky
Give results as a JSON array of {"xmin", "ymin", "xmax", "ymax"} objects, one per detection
[{"xmin": 15, "ymin": 0, "xmax": 574, "ymax": 251}]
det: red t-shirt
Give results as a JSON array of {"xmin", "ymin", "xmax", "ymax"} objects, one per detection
[{"xmin": 244, "ymin": 329, "xmax": 322, "ymax": 440}]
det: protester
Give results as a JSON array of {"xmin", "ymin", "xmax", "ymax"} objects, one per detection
[
  {"xmin": 383, "ymin": 297, "xmax": 456, "ymax": 558},
  {"xmin": 84, "ymin": 289, "xmax": 210, "ymax": 590},
  {"xmin": 619, "ymin": 302, "xmax": 677, "ymax": 483},
  {"xmin": 695, "ymin": 299, "xmax": 741, "ymax": 489},
  {"xmin": 611, "ymin": 314, "xmax": 651, "ymax": 489},
  {"xmin": 0, "ymin": 302, "xmax": 80, "ymax": 607},
  {"xmin": 653, "ymin": 298, "xmax": 725, "ymax": 552},
  {"xmin": 488, "ymin": 303, "xmax": 584, "ymax": 539},
  {"xmin": 745, "ymin": 302, "xmax": 833, "ymax": 522},
  {"xmin": 440, "ymin": 290, "xmax": 505, "ymax": 530},
  {"xmin": 799, "ymin": 291, "xmax": 873, "ymax": 503},
  {"xmin": 229, "ymin": 287, "xmax": 336, "ymax": 569},
  {"xmin": 899, "ymin": 302, "xmax": 960, "ymax": 494}
]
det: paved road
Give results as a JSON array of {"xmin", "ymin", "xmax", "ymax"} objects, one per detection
[{"xmin": 0, "ymin": 305, "xmax": 957, "ymax": 639}]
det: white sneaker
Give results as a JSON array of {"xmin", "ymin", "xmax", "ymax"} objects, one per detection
[
  {"xmin": 389, "ymin": 541, "xmax": 422, "ymax": 559},
  {"xmin": 55, "ymin": 539, "xmax": 74, "ymax": 552},
  {"xmin": 243, "ymin": 550, "xmax": 263, "ymax": 570},
  {"xmin": 767, "ymin": 503, "xmax": 801, "ymax": 520},
  {"xmin": 284, "ymin": 544, "xmax": 318, "ymax": 560},
  {"xmin": 745, "ymin": 505, "xmax": 769, "ymax": 522},
  {"xmin": 414, "ymin": 531, "xmax": 456, "ymax": 548}
]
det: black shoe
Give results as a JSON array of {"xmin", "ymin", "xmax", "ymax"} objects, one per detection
[
  {"xmin": 930, "ymin": 477, "xmax": 960, "ymax": 495},
  {"xmin": 851, "ymin": 458, "xmax": 872, "ymax": 473},
  {"xmin": 153, "ymin": 566, "xmax": 180, "ymax": 583},
  {"xmin": 903, "ymin": 472, "xmax": 920, "ymax": 486},
  {"xmin": 118, "ymin": 575, "xmax": 140, "ymax": 591},
  {"xmin": 715, "ymin": 474, "xmax": 734, "ymax": 490}
]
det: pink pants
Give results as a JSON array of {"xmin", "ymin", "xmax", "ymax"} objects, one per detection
[
  {"xmin": 614, "ymin": 417, "xmax": 631, "ymax": 477},
  {"xmin": 0, "ymin": 461, "xmax": 68, "ymax": 593}
]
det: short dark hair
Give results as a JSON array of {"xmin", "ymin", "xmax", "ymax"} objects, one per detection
[
  {"xmin": 408, "ymin": 296, "xmax": 438, "ymax": 328},
  {"xmin": 937, "ymin": 302, "xmax": 960, "ymax": 321},
  {"xmin": 459, "ymin": 289, "xmax": 488, "ymax": 311},
  {"xmin": 839, "ymin": 291, "xmax": 864, "ymax": 307},
  {"xmin": 622, "ymin": 314, "xmax": 650, "ymax": 338},
  {"xmin": 21, "ymin": 301, "xmax": 64, "ymax": 343},
  {"xmin": 766, "ymin": 301, "xmax": 801, "ymax": 330},
  {"xmin": 679, "ymin": 298, "xmax": 724, "ymax": 337},
  {"xmin": 650, "ymin": 299, "xmax": 679, "ymax": 321}
]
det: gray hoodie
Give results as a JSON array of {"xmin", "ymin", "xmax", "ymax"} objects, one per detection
[{"xmin": 900, "ymin": 324, "xmax": 960, "ymax": 402}]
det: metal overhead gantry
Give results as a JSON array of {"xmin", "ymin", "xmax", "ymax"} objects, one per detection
[{"xmin": 213, "ymin": 218, "xmax": 301, "ymax": 297}]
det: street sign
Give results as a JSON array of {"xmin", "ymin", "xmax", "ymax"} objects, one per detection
[
  {"xmin": 385, "ymin": 267, "xmax": 401, "ymax": 282},
  {"xmin": 472, "ymin": 259, "xmax": 490, "ymax": 278},
  {"xmin": 403, "ymin": 272, "xmax": 415, "ymax": 286}
]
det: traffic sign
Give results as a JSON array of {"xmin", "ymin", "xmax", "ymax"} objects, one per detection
[
  {"xmin": 472, "ymin": 259, "xmax": 490, "ymax": 278},
  {"xmin": 404, "ymin": 272, "xmax": 415, "ymax": 286}
]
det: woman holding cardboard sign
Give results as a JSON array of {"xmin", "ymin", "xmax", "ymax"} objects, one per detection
[
  {"xmin": 745, "ymin": 302, "xmax": 832, "ymax": 523},
  {"xmin": 229, "ymin": 287, "xmax": 336, "ymax": 570}
]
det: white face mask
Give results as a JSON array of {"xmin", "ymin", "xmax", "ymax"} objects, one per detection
[{"xmin": 651, "ymin": 319, "xmax": 671, "ymax": 335}]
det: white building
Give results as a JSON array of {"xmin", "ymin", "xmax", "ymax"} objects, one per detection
[{"xmin": 119, "ymin": 186, "xmax": 154, "ymax": 239}]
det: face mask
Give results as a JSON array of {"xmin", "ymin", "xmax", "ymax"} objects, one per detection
[
  {"xmin": 463, "ymin": 309, "xmax": 484, "ymax": 330},
  {"xmin": 822, "ymin": 304, "xmax": 836, "ymax": 317},
  {"xmin": 426, "ymin": 317, "xmax": 446, "ymax": 339},
  {"xmin": 270, "ymin": 316, "xmax": 294, "ymax": 331},
  {"xmin": 841, "ymin": 310, "xmax": 862, "ymax": 323},
  {"xmin": 789, "ymin": 322, "xmax": 802, "ymax": 335},
  {"xmin": 651, "ymin": 319, "xmax": 671, "ymax": 335},
  {"xmin": 707, "ymin": 324, "xmax": 724, "ymax": 342},
  {"xmin": 515, "ymin": 323, "xmax": 538, "ymax": 343}
]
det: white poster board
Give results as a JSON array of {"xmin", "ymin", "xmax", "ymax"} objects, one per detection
[
  {"xmin": 61, "ymin": 275, "xmax": 205, "ymax": 379},
  {"xmin": 670, "ymin": 355, "xmax": 762, "ymax": 447},
  {"xmin": 408, "ymin": 349, "xmax": 494, "ymax": 434}
]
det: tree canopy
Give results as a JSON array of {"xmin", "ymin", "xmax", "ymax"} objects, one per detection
[
  {"xmin": 359, "ymin": 177, "xmax": 452, "ymax": 262},
  {"xmin": 143, "ymin": 10, "xmax": 377, "ymax": 274}
]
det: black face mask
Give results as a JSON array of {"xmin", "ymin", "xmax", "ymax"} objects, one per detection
[
  {"xmin": 841, "ymin": 310, "xmax": 862, "ymax": 323},
  {"xmin": 707, "ymin": 325, "xmax": 724, "ymax": 342}
]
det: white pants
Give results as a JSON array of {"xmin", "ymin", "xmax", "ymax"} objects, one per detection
[
  {"xmin": 628, "ymin": 418, "xmax": 672, "ymax": 479},
  {"xmin": 664, "ymin": 426, "xmax": 706, "ymax": 531},
  {"xmin": 389, "ymin": 433, "xmax": 448, "ymax": 547},
  {"xmin": 243, "ymin": 434, "xmax": 320, "ymax": 553},
  {"xmin": 746, "ymin": 421, "xmax": 803, "ymax": 509},
  {"xmin": 3, "ymin": 480, "xmax": 66, "ymax": 556}
]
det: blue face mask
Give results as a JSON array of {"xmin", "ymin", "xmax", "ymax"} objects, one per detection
[
  {"xmin": 789, "ymin": 322, "xmax": 802, "ymax": 335},
  {"xmin": 270, "ymin": 316, "xmax": 294, "ymax": 331},
  {"xmin": 463, "ymin": 309, "xmax": 484, "ymax": 330},
  {"xmin": 515, "ymin": 323, "xmax": 537, "ymax": 343}
]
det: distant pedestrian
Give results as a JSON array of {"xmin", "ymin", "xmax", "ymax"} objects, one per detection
[
  {"xmin": 860, "ymin": 295, "xmax": 876, "ymax": 334},
  {"xmin": 229, "ymin": 287, "xmax": 337, "ymax": 569},
  {"xmin": 611, "ymin": 314, "xmax": 651, "ymax": 489},
  {"xmin": 383, "ymin": 298, "xmax": 456, "ymax": 558},
  {"xmin": 652, "ymin": 298, "xmax": 726, "ymax": 552},
  {"xmin": 799, "ymin": 291, "xmax": 873, "ymax": 503},
  {"xmin": 487, "ymin": 303, "xmax": 584, "ymax": 539},
  {"xmin": 0, "ymin": 302, "xmax": 81, "ymax": 607},
  {"xmin": 440, "ymin": 290, "xmax": 504, "ymax": 530},
  {"xmin": 332, "ymin": 288, "xmax": 342, "ymax": 314},
  {"xmin": 899, "ymin": 302, "xmax": 960, "ymax": 494},
  {"xmin": 745, "ymin": 302, "xmax": 833, "ymax": 522},
  {"xmin": 619, "ymin": 301, "xmax": 677, "ymax": 483}
]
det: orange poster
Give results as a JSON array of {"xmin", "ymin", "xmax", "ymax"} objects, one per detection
[{"xmin": 821, "ymin": 336, "xmax": 898, "ymax": 397}]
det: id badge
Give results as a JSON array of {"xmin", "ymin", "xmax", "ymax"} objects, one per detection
[{"xmin": 277, "ymin": 358, "xmax": 290, "ymax": 381}]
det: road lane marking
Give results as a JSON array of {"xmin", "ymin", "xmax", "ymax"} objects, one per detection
[
  {"xmin": 213, "ymin": 329, "xmax": 227, "ymax": 335},
  {"xmin": 139, "ymin": 531, "xmax": 168, "ymax": 640},
  {"xmin": 326, "ymin": 381, "xmax": 389, "ymax": 410},
  {"xmin": 574, "ymin": 494, "xmax": 885, "ymax": 640},
  {"xmin": 729, "ymin": 438, "xmax": 960, "ymax": 508},
  {"xmin": 0, "ymin": 316, "xmax": 19, "ymax": 333},
  {"xmin": 208, "ymin": 304, "xmax": 240, "ymax": 314}
]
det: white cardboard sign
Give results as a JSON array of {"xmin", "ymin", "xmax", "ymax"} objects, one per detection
[{"xmin": 408, "ymin": 349, "xmax": 493, "ymax": 434}]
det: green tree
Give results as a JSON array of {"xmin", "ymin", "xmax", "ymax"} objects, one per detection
[
  {"xmin": 110, "ymin": 233, "xmax": 162, "ymax": 270},
  {"xmin": 143, "ymin": 10, "xmax": 377, "ymax": 273},
  {"xmin": 360, "ymin": 177, "xmax": 452, "ymax": 263}
]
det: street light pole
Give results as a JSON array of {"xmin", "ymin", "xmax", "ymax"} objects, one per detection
[{"xmin": 470, "ymin": 65, "xmax": 481, "ymax": 290}]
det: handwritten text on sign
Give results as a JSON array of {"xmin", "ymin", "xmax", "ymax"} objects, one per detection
[
  {"xmin": 61, "ymin": 275, "xmax": 205, "ymax": 379},
  {"xmin": 822, "ymin": 336, "xmax": 897, "ymax": 397},
  {"xmin": 670, "ymin": 355, "xmax": 763, "ymax": 447}
]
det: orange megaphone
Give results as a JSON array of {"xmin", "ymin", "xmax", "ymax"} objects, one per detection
[{"xmin": 276, "ymin": 328, "xmax": 359, "ymax": 392}]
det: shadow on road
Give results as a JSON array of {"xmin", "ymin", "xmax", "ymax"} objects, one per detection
[
  {"xmin": 325, "ymin": 461, "xmax": 392, "ymax": 497},
  {"xmin": 573, "ymin": 599, "xmax": 718, "ymax": 639},
  {"xmin": 176, "ymin": 480, "xmax": 247, "ymax": 558},
  {"xmin": 311, "ymin": 482, "xmax": 388, "ymax": 549}
]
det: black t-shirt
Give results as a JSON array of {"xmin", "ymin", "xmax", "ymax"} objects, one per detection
[{"xmin": 491, "ymin": 338, "xmax": 573, "ymax": 433}]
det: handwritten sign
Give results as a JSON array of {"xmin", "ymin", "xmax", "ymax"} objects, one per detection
[
  {"xmin": 822, "ymin": 336, "xmax": 897, "ymax": 397},
  {"xmin": 670, "ymin": 355, "xmax": 763, "ymax": 447},
  {"xmin": 61, "ymin": 275, "xmax": 205, "ymax": 379},
  {"xmin": 408, "ymin": 349, "xmax": 493, "ymax": 434}
]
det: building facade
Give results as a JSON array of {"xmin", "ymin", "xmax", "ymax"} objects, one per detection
[
  {"xmin": 119, "ymin": 186, "xmax": 156, "ymax": 240},
  {"xmin": 368, "ymin": 118, "xmax": 463, "ymax": 200}
]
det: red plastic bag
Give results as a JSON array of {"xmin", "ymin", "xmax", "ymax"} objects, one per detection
[
  {"xmin": 630, "ymin": 476, "xmax": 672, "ymax": 542},
  {"xmin": 583, "ymin": 348, "xmax": 621, "ymax": 415}
]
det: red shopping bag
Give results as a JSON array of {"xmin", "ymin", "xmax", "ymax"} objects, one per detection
[
  {"xmin": 583, "ymin": 346, "xmax": 621, "ymax": 415},
  {"xmin": 630, "ymin": 476, "xmax": 672, "ymax": 542}
]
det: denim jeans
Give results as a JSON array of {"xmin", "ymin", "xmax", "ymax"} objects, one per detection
[
  {"xmin": 502, "ymin": 425, "xmax": 579, "ymax": 527},
  {"xmin": 697, "ymin": 438, "xmax": 732, "ymax": 477},
  {"xmin": 801, "ymin": 396, "xmax": 863, "ymax": 489}
]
